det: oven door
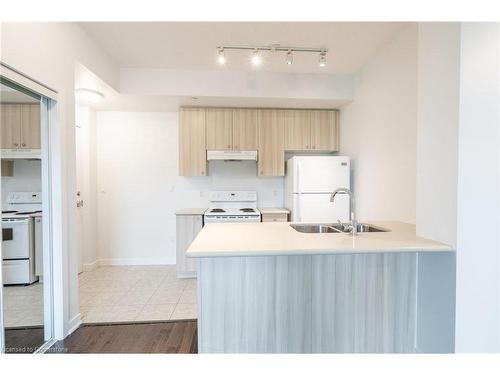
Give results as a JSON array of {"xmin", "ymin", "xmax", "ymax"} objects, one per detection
[{"xmin": 2, "ymin": 218, "xmax": 32, "ymax": 259}]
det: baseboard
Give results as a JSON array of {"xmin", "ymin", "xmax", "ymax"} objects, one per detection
[
  {"xmin": 66, "ymin": 313, "xmax": 81, "ymax": 336},
  {"xmin": 82, "ymin": 260, "xmax": 99, "ymax": 272},
  {"xmin": 96, "ymin": 258, "xmax": 174, "ymax": 266}
]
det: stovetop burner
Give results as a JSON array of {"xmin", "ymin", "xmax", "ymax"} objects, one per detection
[
  {"xmin": 2, "ymin": 210, "xmax": 18, "ymax": 214},
  {"xmin": 240, "ymin": 208, "xmax": 256, "ymax": 212},
  {"xmin": 210, "ymin": 208, "xmax": 226, "ymax": 213}
]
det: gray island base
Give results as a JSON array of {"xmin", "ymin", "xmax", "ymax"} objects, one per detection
[{"xmin": 197, "ymin": 253, "xmax": 417, "ymax": 353}]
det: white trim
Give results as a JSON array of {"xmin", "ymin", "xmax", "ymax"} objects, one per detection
[
  {"xmin": 0, "ymin": 63, "xmax": 58, "ymax": 100},
  {"xmin": 34, "ymin": 339, "xmax": 57, "ymax": 354},
  {"xmin": 82, "ymin": 260, "xmax": 99, "ymax": 272},
  {"xmin": 66, "ymin": 313, "xmax": 81, "ymax": 336},
  {"xmin": 96, "ymin": 258, "xmax": 174, "ymax": 266}
]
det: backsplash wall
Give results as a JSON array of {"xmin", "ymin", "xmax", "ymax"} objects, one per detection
[{"xmin": 1, "ymin": 159, "xmax": 42, "ymax": 209}]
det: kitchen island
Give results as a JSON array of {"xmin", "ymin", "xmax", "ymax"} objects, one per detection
[{"xmin": 187, "ymin": 221, "xmax": 453, "ymax": 353}]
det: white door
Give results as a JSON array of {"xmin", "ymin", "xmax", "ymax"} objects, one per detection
[
  {"xmin": 292, "ymin": 193, "xmax": 350, "ymax": 223},
  {"xmin": 293, "ymin": 156, "xmax": 350, "ymax": 193},
  {"xmin": 75, "ymin": 123, "xmax": 85, "ymax": 274}
]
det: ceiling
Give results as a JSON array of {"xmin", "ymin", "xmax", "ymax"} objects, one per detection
[{"xmin": 80, "ymin": 22, "xmax": 409, "ymax": 74}]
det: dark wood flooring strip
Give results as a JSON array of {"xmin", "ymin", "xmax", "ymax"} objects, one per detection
[
  {"xmin": 47, "ymin": 320, "xmax": 198, "ymax": 354},
  {"xmin": 4, "ymin": 327, "xmax": 45, "ymax": 354}
]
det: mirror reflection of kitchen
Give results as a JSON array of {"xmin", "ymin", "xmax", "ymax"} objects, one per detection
[{"xmin": 1, "ymin": 80, "xmax": 44, "ymax": 353}]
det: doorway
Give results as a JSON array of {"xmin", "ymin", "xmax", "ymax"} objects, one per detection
[{"xmin": 0, "ymin": 73, "xmax": 55, "ymax": 353}]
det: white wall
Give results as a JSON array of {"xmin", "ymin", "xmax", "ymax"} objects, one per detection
[
  {"xmin": 95, "ymin": 111, "xmax": 283, "ymax": 265},
  {"xmin": 1, "ymin": 160, "xmax": 42, "ymax": 207},
  {"xmin": 416, "ymin": 23, "xmax": 461, "ymax": 246},
  {"xmin": 455, "ymin": 22, "xmax": 500, "ymax": 353},
  {"xmin": 340, "ymin": 25, "xmax": 417, "ymax": 223},
  {"xmin": 1, "ymin": 22, "xmax": 119, "ymax": 338},
  {"xmin": 120, "ymin": 68, "xmax": 353, "ymax": 101}
]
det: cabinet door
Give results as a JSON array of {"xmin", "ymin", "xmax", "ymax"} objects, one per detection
[
  {"xmin": 176, "ymin": 214, "xmax": 202, "ymax": 278},
  {"xmin": 258, "ymin": 110, "xmax": 285, "ymax": 176},
  {"xmin": 310, "ymin": 111, "xmax": 339, "ymax": 151},
  {"xmin": 20, "ymin": 104, "xmax": 41, "ymax": 149},
  {"xmin": 284, "ymin": 110, "xmax": 310, "ymax": 150},
  {"xmin": 179, "ymin": 108, "xmax": 207, "ymax": 176},
  {"xmin": 1, "ymin": 104, "xmax": 21, "ymax": 149},
  {"xmin": 206, "ymin": 108, "xmax": 233, "ymax": 150},
  {"xmin": 232, "ymin": 109, "xmax": 258, "ymax": 150}
]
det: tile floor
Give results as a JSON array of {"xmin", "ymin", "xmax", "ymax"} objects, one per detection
[
  {"xmin": 2, "ymin": 282, "xmax": 44, "ymax": 327},
  {"xmin": 78, "ymin": 265, "xmax": 197, "ymax": 323}
]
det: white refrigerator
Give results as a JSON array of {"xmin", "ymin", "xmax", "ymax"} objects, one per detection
[{"xmin": 285, "ymin": 156, "xmax": 351, "ymax": 223}]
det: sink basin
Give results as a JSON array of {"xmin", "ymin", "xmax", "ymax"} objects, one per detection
[{"xmin": 290, "ymin": 223, "xmax": 390, "ymax": 233}]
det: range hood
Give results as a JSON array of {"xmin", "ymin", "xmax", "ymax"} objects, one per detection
[
  {"xmin": 1, "ymin": 149, "xmax": 42, "ymax": 160},
  {"xmin": 207, "ymin": 150, "xmax": 257, "ymax": 161}
]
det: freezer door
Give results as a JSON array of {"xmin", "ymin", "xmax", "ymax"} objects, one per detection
[
  {"xmin": 290, "ymin": 156, "xmax": 350, "ymax": 193},
  {"xmin": 291, "ymin": 193, "xmax": 350, "ymax": 223}
]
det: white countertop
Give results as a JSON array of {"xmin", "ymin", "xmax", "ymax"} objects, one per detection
[
  {"xmin": 186, "ymin": 221, "xmax": 453, "ymax": 257},
  {"xmin": 175, "ymin": 208, "xmax": 207, "ymax": 215},
  {"xmin": 259, "ymin": 207, "xmax": 290, "ymax": 214}
]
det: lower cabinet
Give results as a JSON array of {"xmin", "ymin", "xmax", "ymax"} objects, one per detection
[
  {"xmin": 176, "ymin": 214, "xmax": 203, "ymax": 278},
  {"xmin": 261, "ymin": 213, "xmax": 288, "ymax": 222}
]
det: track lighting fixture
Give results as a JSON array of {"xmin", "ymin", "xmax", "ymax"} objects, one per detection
[
  {"xmin": 251, "ymin": 49, "xmax": 261, "ymax": 66},
  {"xmin": 216, "ymin": 45, "xmax": 327, "ymax": 68},
  {"xmin": 217, "ymin": 47, "xmax": 226, "ymax": 65},
  {"xmin": 319, "ymin": 51, "xmax": 327, "ymax": 67}
]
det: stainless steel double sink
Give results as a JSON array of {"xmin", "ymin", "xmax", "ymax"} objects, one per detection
[{"xmin": 290, "ymin": 223, "xmax": 390, "ymax": 233}]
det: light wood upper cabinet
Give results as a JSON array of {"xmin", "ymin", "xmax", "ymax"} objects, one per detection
[
  {"xmin": 179, "ymin": 108, "xmax": 207, "ymax": 176},
  {"xmin": 310, "ymin": 110, "xmax": 339, "ymax": 151},
  {"xmin": 20, "ymin": 104, "xmax": 41, "ymax": 149},
  {"xmin": 232, "ymin": 109, "xmax": 258, "ymax": 150},
  {"xmin": 177, "ymin": 107, "xmax": 339, "ymax": 178},
  {"xmin": 258, "ymin": 110, "xmax": 285, "ymax": 177},
  {"xmin": 1, "ymin": 104, "xmax": 22, "ymax": 149},
  {"xmin": 206, "ymin": 108, "xmax": 233, "ymax": 150},
  {"xmin": 284, "ymin": 110, "xmax": 311, "ymax": 151},
  {"xmin": 1, "ymin": 103, "xmax": 40, "ymax": 150}
]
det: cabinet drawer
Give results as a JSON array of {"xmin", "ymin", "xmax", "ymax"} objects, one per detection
[
  {"xmin": 2, "ymin": 259, "xmax": 30, "ymax": 285},
  {"xmin": 261, "ymin": 213, "xmax": 288, "ymax": 222}
]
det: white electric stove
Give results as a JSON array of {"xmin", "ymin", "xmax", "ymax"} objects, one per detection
[
  {"xmin": 204, "ymin": 191, "xmax": 261, "ymax": 223},
  {"xmin": 2, "ymin": 192, "xmax": 42, "ymax": 285}
]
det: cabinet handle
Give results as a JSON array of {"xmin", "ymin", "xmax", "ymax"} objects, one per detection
[
  {"xmin": 201, "ymin": 171, "xmax": 205, "ymax": 175},
  {"xmin": 13, "ymin": 143, "xmax": 19, "ymax": 147},
  {"xmin": 22, "ymin": 143, "xmax": 26, "ymax": 147}
]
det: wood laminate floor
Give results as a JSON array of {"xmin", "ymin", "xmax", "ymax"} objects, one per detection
[
  {"xmin": 4, "ymin": 326, "xmax": 45, "ymax": 354},
  {"xmin": 47, "ymin": 320, "xmax": 198, "ymax": 353}
]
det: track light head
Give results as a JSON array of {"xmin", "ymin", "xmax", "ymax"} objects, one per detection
[
  {"xmin": 251, "ymin": 49, "xmax": 261, "ymax": 66},
  {"xmin": 217, "ymin": 47, "xmax": 226, "ymax": 65},
  {"xmin": 286, "ymin": 50, "xmax": 293, "ymax": 65},
  {"xmin": 319, "ymin": 51, "xmax": 327, "ymax": 67}
]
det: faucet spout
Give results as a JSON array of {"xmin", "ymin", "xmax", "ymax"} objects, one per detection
[{"xmin": 330, "ymin": 188, "xmax": 357, "ymax": 236}]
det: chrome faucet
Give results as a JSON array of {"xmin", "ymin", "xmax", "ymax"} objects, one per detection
[{"xmin": 330, "ymin": 188, "xmax": 357, "ymax": 236}]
